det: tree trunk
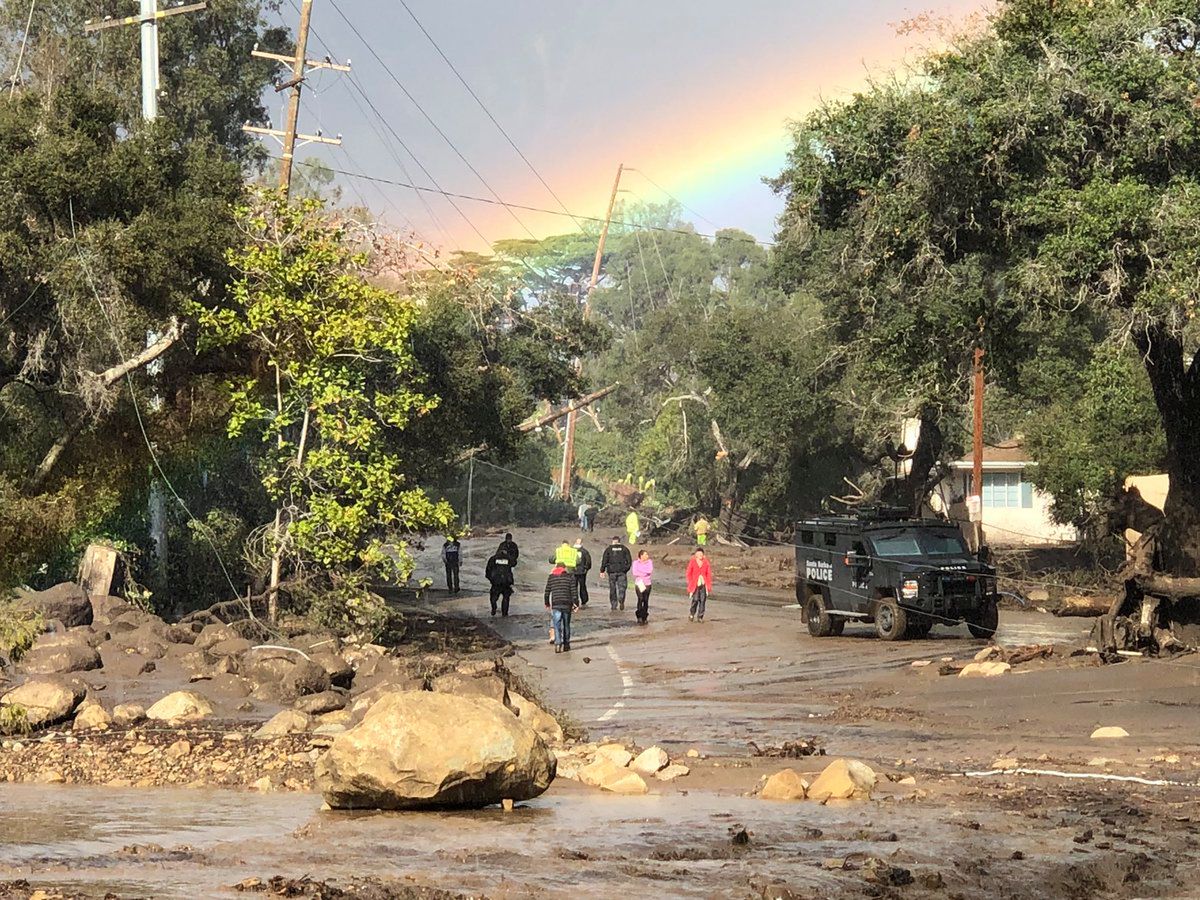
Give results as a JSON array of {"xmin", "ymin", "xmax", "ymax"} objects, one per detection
[
  {"xmin": 882, "ymin": 407, "xmax": 943, "ymax": 515},
  {"xmin": 1134, "ymin": 325, "xmax": 1200, "ymax": 576}
]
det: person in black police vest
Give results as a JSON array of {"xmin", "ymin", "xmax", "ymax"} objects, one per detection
[
  {"xmin": 599, "ymin": 535, "xmax": 632, "ymax": 610},
  {"xmin": 441, "ymin": 535, "xmax": 461, "ymax": 594},
  {"xmin": 485, "ymin": 547, "xmax": 515, "ymax": 616}
]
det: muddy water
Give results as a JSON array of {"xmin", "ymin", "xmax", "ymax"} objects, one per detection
[{"xmin": 0, "ymin": 780, "xmax": 1119, "ymax": 898}]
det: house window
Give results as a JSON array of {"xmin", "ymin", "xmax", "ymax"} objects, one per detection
[{"xmin": 982, "ymin": 472, "xmax": 1033, "ymax": 509}]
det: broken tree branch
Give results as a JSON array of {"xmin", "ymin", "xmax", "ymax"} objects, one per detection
[{"xmin": 454, "ymin": 383, "xmax": 619, "ymax": 463}]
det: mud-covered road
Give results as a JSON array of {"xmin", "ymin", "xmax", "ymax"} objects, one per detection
[{"xmin": 4, "ymin": 525, "xmax": 1200, "ymax": 898}]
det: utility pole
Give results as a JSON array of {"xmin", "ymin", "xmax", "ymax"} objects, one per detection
[
  {"xmin": 242, "ymin": 0, "xmax": 350, "ymax": 198},
  {"xmin": 84, "ymin": 0, "xmax": 208, "ymax": 121},
  {"xmin": 559, "ymin": 163, "xmax": 623, "ymax": 501},
  {"xmin": 970, "ymin": 346, "xmax": 986, "ymax": 552}
]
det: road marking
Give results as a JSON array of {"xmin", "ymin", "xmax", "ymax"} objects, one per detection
[{"xmin": 597, "ymin": 645, "xmax": 635, "ymax": 722}]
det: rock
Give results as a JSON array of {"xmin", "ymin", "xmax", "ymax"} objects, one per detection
[
  {"xmin": 163, "ymin": 624, "xmax": 197, "ymax": 645},
  {"xmin": 33, "ymin": 768, "xmax": 66, "ymax": 784},
  {"xmin": 208, "ymin": 636, "xmax": 252, "ymax": 658},
  {"xmin": 314, "ymin": 691, "xmax": 555, "ymax": 810},
  {"xmin": 194, "ymin": 623, "xmax": 238, "ymax": 652},
  {"xmin": 992, "ymin": 757, "xmax": 1019, "ymax": 770},
  {"xmin": 19, "ymin": 640, "xmax": 102, "ymax": 675},
  {"xmin": 249, "ymin": 776, "xmax": 274, "ymax": 793},
  {"xmin": 112, "ymin": 703, "xmax": 146, "ymax": 727},
  {"xmin": 807, "ymin": 758, "xmax": 877, "ymax": 801},
  {"xmin": 910, "ymin": 660, "xmax": 933, "ymax": 668},
  {"xmin": 1091, "ymin": 726, "xmax": 1130, "ymax": 739},
  {"xmin": 146, "ymin": 690, "xmax": 214, "ymax": 723},
  {"xmin": 656, "ymin": 763, "xmax": 690, "ymax": 781},
  {"xmin": 631, "ymin": 746, "xmax": 670, "ymax": 775},
  {"xmin": 164, "ymin": 739, "xmax": 192, "ymax": 760},
  {"xmin": 312, "ymin": 651, "xmax": 354, "ymax": 689},
  {"xmin": 295, "ymin": 691, "xmax": 347, "ymax": 715},
  {"xmin": 973, "ymin": 646, "xmax": 1000, "ymax": 662},
  {"xmin": 243, "ymin": 649, "xmax": 330, "ymax": 700},
  {"xmin": 508, "ymin": 691, "xmax": 564, "ymax": 744},
  {"xmin": 254, "ymin": 709, "xmax": 313, "ymax": 738},
  {"xmin": 578, "ymin": 757, "xmax": 648, "ymax": 794},
  {"xmin": 686, "ymin": 749, "xmax": 700, "ymax": 758},
  {"xmin": 958, "ymin": 661, "xmax": 1012, "ymax": 678},
  {"xmin": 73, "ymin": 702, "xmax": 112, "ymax": 731},
  {"xmin": 90, "ymin": 594, "xmax": 132, "ymax": 624},
  {"xmin": 16, "ymin": 582, "xmax": 94, "ymax": 628},
  {"xmin": 431, "ymin": 672, "xmax": 508, "ymax": 706},
  {"xmin": 760, "ymin": 768, "xmax": 809, "ymax": 800},
  {"xmin": 318, "ymin": 709, "xmax": 353, "ymax": 727},
  {"xmin": 313, "ymin": 723, "xmax": 347, "ymax": 736},
  {"xmin": 1, "ymin": 677, "xmax": 86, "ymax": 728},
  {"xmin": 595, "ymin": 743, "xmax": 634, "ymax": 768},
  {"xmin": 898, "ymin": 775, "xmax": 917, "ymax": 785}
]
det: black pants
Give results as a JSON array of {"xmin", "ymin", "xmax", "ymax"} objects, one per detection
[
  {"xmin": 489, "ymin": 585, "xmax": 512, "ymax": 615},
  {"xmin": 608, "ymin": 572, "xmax": 627, "ymax": 610},
  {"xmin": 445, "ymin": 561, "xmax": 460, "ymax": 593},
  {"xmin": 690, "ymin": 584, "xmax": 708, "ymax": 619},
  {"xmin": 635, "ymin": 584, "xmax": 652, "ymax": 622},
  {"xmin": 576, "ymin": 575, "xmax": 589, "ymax": 607}
]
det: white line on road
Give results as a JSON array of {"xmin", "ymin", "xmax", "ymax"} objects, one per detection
[{"xmin": 597, "ymin": 645, "xmax": 635, "ymax": 722}]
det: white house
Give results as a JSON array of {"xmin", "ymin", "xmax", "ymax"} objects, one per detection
[{"xmin": 935, "ymin": 440, "xmax": 1079, "ymax": 547}]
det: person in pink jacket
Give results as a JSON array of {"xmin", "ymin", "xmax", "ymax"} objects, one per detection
[{"xmin": 631, "ymin": 549, "xmax": 654, "ymax": 625}]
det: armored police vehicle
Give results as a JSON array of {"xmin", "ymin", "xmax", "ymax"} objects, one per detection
[{"xmin": 795, "ymin": 508, "xmax": 999, "ymax": 641}]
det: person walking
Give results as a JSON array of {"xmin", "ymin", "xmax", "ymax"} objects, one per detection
[
  {"xmin": 692, "ymin": 515, "xmax": 710, "ymax": 547},
  {"xmin": 625, "ymin": 509, "xmax": 640, "ymax": 546},
  {"xmin": 585, "ymin": 504, "xmax": 597, "ymax": 532},
  {"xmin": 572, "ymin": 538, "xmax": 592, "ymax": 607},
  {"xmin": 552, "ymin": 538, "xmax": 580, "ymax": 571},
  {"xmin": 599, "ymin": 536, "xmax": 632, "ymax": 610},
  {"xmin": 631, "ymin": 549, "xmax": 654, "ymax": 625},
  {"xmin": 441, "ymin": 535, "xmax": 461, "ymax": 594},
  {"xmin": 544, "ymin": 563, "xmax": 580, "ymax": 652},
  {"xmin": 498, "ymin": 533, "xmax": 520, "ymax": 569},
  {"xmin": 578, "ymin": 502, "xmax": 589, "ymax": 532},
  {"xmin": 686, "ymin": 547, "xmax": 714, "ymax": 622},
  {"xmin": 485, "ymin": 548, "xmax": 515, "ymax": 617}
]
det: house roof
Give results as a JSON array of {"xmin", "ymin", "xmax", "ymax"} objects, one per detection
[{"xmin": 948, "ymin": 439, "xmax": 1032, "ymax": 469}]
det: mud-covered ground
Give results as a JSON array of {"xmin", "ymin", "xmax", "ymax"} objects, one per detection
[{"xmin": 3, "ymin": 525, "xmax": 1200, "ymax": 898}]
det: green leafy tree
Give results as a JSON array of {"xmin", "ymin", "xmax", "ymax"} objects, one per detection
[
  {"xmin": 196, "ymin": 192, "xmax": 455, "ymax": 623},
  {"xmin": 773, "ymin": 0, "xmax": 1200, "ymax": 573}
]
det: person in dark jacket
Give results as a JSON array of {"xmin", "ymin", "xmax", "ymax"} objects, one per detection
[
  {"xmin": 544, "ymin": 564, "xmax": 579, "ymax": 652},
  {"xmin": 599, "ymin": 536, "xmax": 632, "ymax": 611},
  {"xmin": 498, "ymin": 533, "xmax": 520, "ymax": 569},
  {"xmin": 485, "ymin": 550, "xmax": 515, "ymax": 617},
  {"xmin": 441, "ymin": 536, "xmax": 461, "ymax": 594},
  {"xmin": 572, "ymin": 538, "xmax": 592, "ymax": 607}
]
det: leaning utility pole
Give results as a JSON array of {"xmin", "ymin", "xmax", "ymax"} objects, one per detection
[
  {"xmin": 242, "ymin": 0, "xmax": 349, "ymax": 198},
  {"xmin": 970, "ymin": 345, "xmax": 986, "ymax": 552},
  {"xmin": 559, "ymin": 163, "xmax": 623, "ymax": 501},
  {"xmin": 84, "ymin": 0, "xmax": 208, "ymax": 120}
]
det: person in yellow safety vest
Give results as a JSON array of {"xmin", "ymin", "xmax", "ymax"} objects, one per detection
[
  {"xmin": 625, "ymin": 510, "xmax": 640, "ymax": 546},
  {"xmin": 692, "ymin": 515, "xmax": 710, "ymax": 547},
  {"xmin": 552, "ymin": 539, "xmax": 580, "ymax": 571}
]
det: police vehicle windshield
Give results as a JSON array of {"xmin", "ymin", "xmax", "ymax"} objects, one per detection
[{"xmin": 868, "ymin": 529, "xmax": 969, "ymax": 558}]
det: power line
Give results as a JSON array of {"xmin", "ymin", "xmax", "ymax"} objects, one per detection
[
  {"xmin": 266, "ymin": 157, "xmax": 776, "ymax": 247},
  {"xmin": 327, "ymin": 0, "xmax": 539, "ymax": 241},
  {"xmin": 626, "ymin": 167, "xmax": 721, "ymax": 232},
  {"xmin": 395, "ymin": 0, "xmax": 583, "ymax": 231}
]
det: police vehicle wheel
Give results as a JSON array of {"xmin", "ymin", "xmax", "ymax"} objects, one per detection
[
  {"xmin": 874, "ymin": 598, "xmax": 908, "ymax": 641},
  {"xmin": 805, "ymin": 595, "xmax": 833, "ymax": 637},
  {"xmin": 967, "ymin": 601, "xmax": 999, "ymax": 639}
]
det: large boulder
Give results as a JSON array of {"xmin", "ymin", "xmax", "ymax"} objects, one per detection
[
  {"xmin": 315, "ymin": 691, "xmax": 555, "ymax": 810},
  {"xmin": 578, "ymin": 757, "xmax": 648, "ymax": 795},
  {"xmin": 194, "ymin": 623, "xmax": 238, "ymax": 652},
  {"xmin": 295, "ymin": 690, "xmax": 347, "ymax": 715},
  {"xmin": 760, "ymin": 768, "xmax": 809, "ymax": 801},
  {"xmin": 312, "ymin": 651, "xmax": 354, "ymax": 689},
  {"xmin": 16, "ymin": 583, "xmax": 94, "ymax": 628},
  {"xmin": 253, "ymin": 709, "xmax": 312, "ymax": 738},
  {"xmin": 112, "ymin": 703, "xmax": 146, "ymax": 727},
  {"xmin": 1, "ymin": 677, "xmax": 86, "ymax": 728},
  {"xmin": 19, "ymin": 639, "xmax": 102, "ymax": 675},
  {"xmin": 146, "ymin": 690, "xmax": 214, "ymax": 723},
  {"xmin": 243, "ymin": 649, "xmax": 330, "ymax": 700},
  {"xmin": 508, "ymin": 691, "xmax": 564, "ymax": 744},
  {"xmin": 73, "ymin": 701, "xmax": 113, "ymax": 731},
  {"xmin": 631, "ymin": 746, "xmax": 670, "ymax": 775}
]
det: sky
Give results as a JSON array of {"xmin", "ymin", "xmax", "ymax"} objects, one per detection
[{"xmin": 271, "ymin": 0, "xmax": 986, "ymax": 253}]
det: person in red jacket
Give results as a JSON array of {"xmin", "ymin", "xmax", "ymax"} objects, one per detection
[{"xmin": 685, "ymin": 547, "xmax": 714, "ymax": 622}]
